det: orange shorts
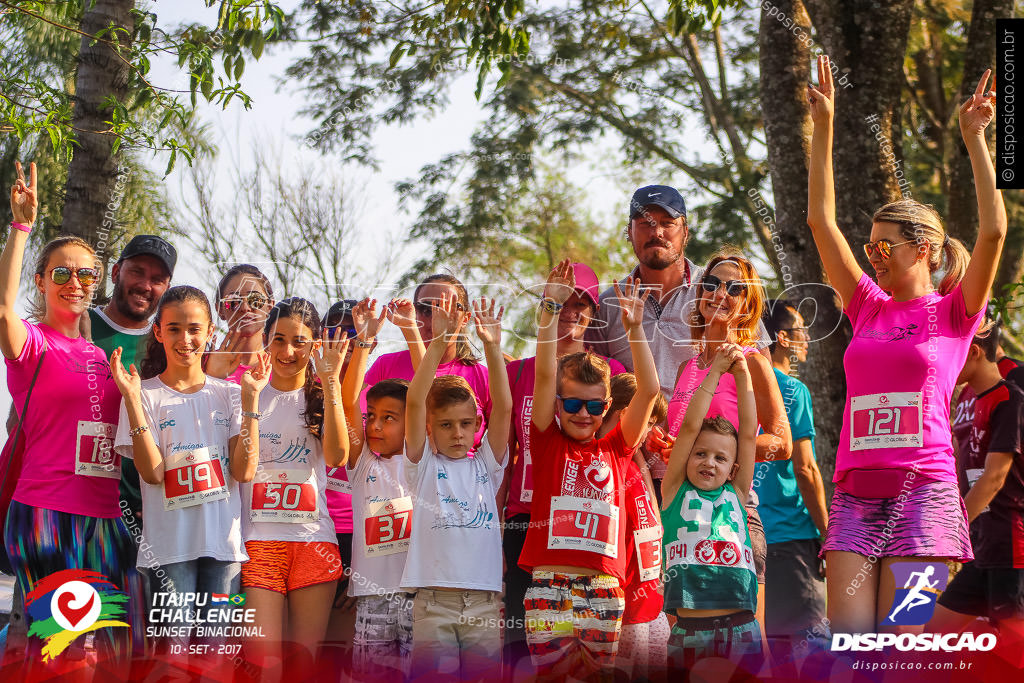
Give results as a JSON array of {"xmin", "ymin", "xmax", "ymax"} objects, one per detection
[{"xmin": 242, "ymin": 540, "xmax": 344, "ymax": 594}]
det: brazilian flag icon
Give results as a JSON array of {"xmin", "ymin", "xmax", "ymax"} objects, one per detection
[{"xmin": 230, "ymin": 593, "xmax": 247, "ymax": 606}]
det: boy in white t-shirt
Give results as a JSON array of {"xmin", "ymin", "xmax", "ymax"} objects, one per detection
[{"xmin": 402, "ymin": 294, "xmax": 512, "ymax": 679}]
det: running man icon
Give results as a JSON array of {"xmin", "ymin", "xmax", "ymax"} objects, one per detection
[
  {"xmin": 888, "ymin": 566, "xmax": 938, "ymax": 622},
  {"xmin": 884, "ymin": 562, "xmax": 949, "ymax": 625}
]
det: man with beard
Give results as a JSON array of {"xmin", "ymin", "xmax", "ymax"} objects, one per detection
[{"xmin": 88, "ymin": 234, "xmax": 176, "ymax": 518}]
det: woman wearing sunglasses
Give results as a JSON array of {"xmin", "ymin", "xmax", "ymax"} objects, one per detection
[
  {"xmin": 807, "ymin": 55, "xmax": 1006, "ymax": 633},
  {"xmin": 206, "ymin": 264, "xmax": 275, "ymax": 383},
  {"xmin": 663, "ymin": 250, "xmax": 792, "ymax": 642},
  {"xmin": 0, "ymin": 162, "xmax": 138, "ymax": 664}
]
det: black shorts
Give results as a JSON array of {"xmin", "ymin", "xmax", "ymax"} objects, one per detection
[
  {"xmin": 745, "ymin": 502, "xmax": 767, "ymax": 584},
  {"xmin": 335, "ymin": 531, "xmax": 353, "ymax": 597},
  {"xmin": 937, "ymin": 561, "xmax": 1024, "ymax": 621},
  {"xmin": 765, "ymin": 538, "xmax": 826, "ymax": 637}
]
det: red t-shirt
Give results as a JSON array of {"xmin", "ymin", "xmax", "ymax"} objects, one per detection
[
  {"xmin": 518, "ymin": 421, "xmax": 636, "ymax": 581},
  {"xmin": 953, "ymin": 356, "xmax": 1020, "ymax": 452},
  {"xmin": 621, "ymin": 460, "xmax": 663, "ymax": 624}
]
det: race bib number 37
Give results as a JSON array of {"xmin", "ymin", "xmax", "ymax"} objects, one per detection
[
  {"xmin": 364, "ymin": 496, "xmax": 413, "ymax": 557},
  {"xmin": 850, "ymin": 392, "xmax": 923, "ymax": 451},
  {"xmin": 251, "ymin": 469, "xmax": 318, "ymax": 523},
  {"xmin": 548, "ymin": 496, "xmax": 619, "ymax": 558},
  {"xmin": 75, "ymin": 421, "xmax": 119, "ymax": 479},
  {"xmin": 163, "ymin": 447, "xmax": 229, "ymax": 511}
]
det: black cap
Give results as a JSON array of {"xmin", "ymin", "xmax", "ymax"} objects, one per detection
[
  {"xmin": 118, "ymin": 235, "xmax": 177, "ymax": 277},
  {"xmin": 323, "ymin": 299, "xmax": 359, "ymax": 328},
  {"xmin": 628, "ymin": 185, "xmax": 686, "ymax": 220}
]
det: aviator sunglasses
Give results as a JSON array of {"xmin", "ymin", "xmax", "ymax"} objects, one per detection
[
  {"xmin": 700, "ymin": 274, "xmax": 747, "ymax": 297},
  {"xmin": 221, "ymin": 291, "xmax": 271, "ymax": 312},
  {"xmin": 50, "ymin": 266, "xmax": 98, "ymax": 287},
  {"xmin": 863, "ymin": 238, "xmax": 917, "ymax": 260}
]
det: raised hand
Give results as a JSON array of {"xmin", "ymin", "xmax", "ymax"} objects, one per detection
[
  {"xmin": 430, "ymin": 292, "xmax": 468, "ymax": 342},
  {"xmin": 960, "ymin": 69, "xmax": 997, "ymax": 139},
  {"xmin": 711, "ymin": 342, "xmax": 744, "ymax": 375},
  {"xmin": 386, "ymin": 298, "xmax": 419, "ymax": 331},
  {"xmin": 11, "ymin": 161, "xmax": 37, "ymax": 226},
  {"xmin": 543, "ymin": 258, "xmax": 575, "ymax": 305},
  {"xmin": 109, "ymin": 347, "xmax": 141, "ymax": 401},
  {"xmin": 646, "ymin": 425, "xmax": 675, "ymax": 465},
  {"xmin": 806, "ymin": 55, "xmax": 835, "ymax": 125},
  {"xmin": 313, "ymin": 332, "xmax": 351, "ymax": 385},
  {"xmin": 613, "ymin": 277, "xmax": 649, "ymax": 332},
  {"xmin": 205, "ymin": 328, "xmax": 246, "ymax": 379},
  {"xmin": 352, "ymin": 298, "xmax": 387, "ymax": 340},
  {"xmin": 472, "ymin": 297, "xmax": 504, "ymax": 346},
  {"xmin": 240, "ymin": 352, "xmax": 271, "ymax": 396}
]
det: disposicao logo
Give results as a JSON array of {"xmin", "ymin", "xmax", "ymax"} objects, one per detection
[
  {"xmin": 883, "ymin": 562, "xmax": 948, "ymax": 626},
  {"xmin": 25, "ymin": 569, "xmax": 130, "ymax": 661}
]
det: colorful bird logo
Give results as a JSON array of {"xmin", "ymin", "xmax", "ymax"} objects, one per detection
[{"xmin": 25, "ymin": 569, "xmax": 130, "ymax": 661}]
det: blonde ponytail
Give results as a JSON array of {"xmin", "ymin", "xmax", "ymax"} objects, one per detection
[{"xmin": 872, "ymin": 199, "xmax": 969, "ymax": 295}]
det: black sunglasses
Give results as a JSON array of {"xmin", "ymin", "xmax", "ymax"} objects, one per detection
[
  {"xmin": 700, "ymin": 274, "xmax": 747, "ymax": 297},
  {"xmin": 221, "ymin": 291, "xmax": 271, "ymax": 312},
  {"xmin": 50, "ymin": 266, "xmax": 98, "ymax": 287},
  {"xmin": 557, "ymin": 395, "xmax": 609, "ymax": 416}
]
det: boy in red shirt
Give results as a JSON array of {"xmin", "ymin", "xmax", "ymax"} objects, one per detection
[{"xmin": 519, "ymin": 259, "xmax": 660, "ymax": 678}]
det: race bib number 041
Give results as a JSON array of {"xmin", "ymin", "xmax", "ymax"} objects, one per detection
[
  {"xmin": 163, "ymin": 447, "xmax": 229, "ymax": 511},
  {"xmin": 251, "ymin": 469, "xmax": 318, "ymax": 523},
  {"xmin": 851, "ymin": 392, "xmax": 923, "ymax": 451},
  {"xmin": 76, "ymin": 421, "xmax": 119, "ymax": 479},
  {"xmin": 548, "ymin": 496, "xmax": 619, "ymax": 558},
  {"xmin": 364, "ymin": 496, "xmax": 413, "ymax": 557}
]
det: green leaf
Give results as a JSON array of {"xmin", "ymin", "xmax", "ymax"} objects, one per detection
[
  {"xmin": 252, "ymin": 32, "xmax": 265, "ymax": 60},
  {"xmin": 389, "ymin": 42, "xmax": 408, "ymax": 69},
  {"xmin": 233, "ymin": 56, "xmax": 244, "ymax": 81}
]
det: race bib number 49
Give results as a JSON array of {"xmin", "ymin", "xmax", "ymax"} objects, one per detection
[
  {"xmin": 851, "ymin": 392, "xmax": 923, "ymax": 451},
  {"xmin": 251, "ymin": 469, "xmax": 317, "ymax": 523},
  {"xmin": 364, "ymin": 496, "xmax": 413, "ymax": 557},
  {"xmin": 75, "ymin": 421, "xmax": 119, "ymax": 479},
  {"xmin": 548, "ymin": 496, "xmax": 619, "ymax": 558},
  {"xmin": 163, "ymin": 447, "xmax": 229, "ymax": 511}
]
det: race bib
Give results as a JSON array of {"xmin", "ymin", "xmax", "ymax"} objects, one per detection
[
  {"xmin": 326, "ymin": 467, "xmax": 352, "ymax": 494},
  {"xmin": 163, "ymin": 447, "xmax": 229, "ymax": 510},
  {"xmin": 75, "ymin": 421, "xmax": 119, "ymax": 479},
  {"xmin": 665, "ymin": 488, "xmax": 755, "ymax": 572},
  {"xmin": 519, "ymin": 399, "xmax": 533, "ymax": 503},
  {"xmin": 364, "ymin": 496, "xmax": 413, "ymax": 557},
  {"xmin": 850, "ymin": 392, "xmax": 923, "ymax": 451},
  {"xmin": 250, "ymin": 469, "xmax": 318, "ymax": 523},
  {"xmin": 965, "ymin": 468, "xmax": 990, "ymax": 515},
  {"xmin": 633, "ymin": 525, "xmax": 662, "ymax": 582},
  {"xmin": 547, "ymin": 496, "xmax": 619, "ymax": 557}
]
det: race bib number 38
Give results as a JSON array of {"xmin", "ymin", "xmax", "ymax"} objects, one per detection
[
  {"xmin": 163, "ymin": 447, "xmax": 229, "ymax": 510},
  {"xmin": 75, "ymin": 421, "xmax": 119, "ymax": 479},
  {"xmin": 364, "ymin": 496, "xmax": 413, "ymax": 557},
  {"xmin": 251, "ymin": 469, "xmax": 317, "ymax": 523},
  {"xmin": 548, "ymin": 496, "xmax": 619, "ymax": 558},
  {"xmin": 850, "ymin": 392, "xmax": 923, "ymax": 451}
]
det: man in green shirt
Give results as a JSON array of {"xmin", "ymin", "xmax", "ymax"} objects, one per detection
[{"xmin": 88, "ymin": 234, "xmax": 176, "ymax": 518}]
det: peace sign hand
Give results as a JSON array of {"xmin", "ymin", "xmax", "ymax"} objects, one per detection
[
  {"xmin": 240, "ymin": 352, "xmax": 271, "ymax": 397},
  {"xmin": 806, "ymin": 55, "xmax": 835, "ymax": 125},
  {"xmin": 313, "ymin": 331, "xmax": 351, "ymax": 385},
  {"xmin": 11, "ymin": 161, "xmax": 37, "ymax": 226},
  {"xmin": 472, "ymin": 297, "xmax": 504, "ymax": 346},
  {"xmin": 109, "ymin": 347, "xmax": 141, "ymax": 402},
  {"xmin": 960, "ymin": 69, "xmax": 997, "ymax": 139}
]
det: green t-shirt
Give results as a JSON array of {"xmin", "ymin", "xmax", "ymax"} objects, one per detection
[
  {"xmin": 88, "ymin": 307, "xmax": 151, "ymax": 514},
  {"xmin": 662, "ymin": 480, "xmax": 757, "ymax": 614}
]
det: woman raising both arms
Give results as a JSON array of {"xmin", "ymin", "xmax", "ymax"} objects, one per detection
[{"xmin": 806, "ymin": 55, "xmax": 1006, "ymax": 633}]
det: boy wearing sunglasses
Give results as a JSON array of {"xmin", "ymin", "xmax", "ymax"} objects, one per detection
[{"xmin": 519, "ymin": 259, "xmax": 660, "ymax": 679}]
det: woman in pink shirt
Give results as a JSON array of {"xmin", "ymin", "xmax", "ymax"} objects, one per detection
[
  {"xmin": 808, "ymin": 56, "xmax": 1006, "ymax": 633},
  {"xmin": 1, "ymin": 163, "xmax": 138, "ymax": 663}
]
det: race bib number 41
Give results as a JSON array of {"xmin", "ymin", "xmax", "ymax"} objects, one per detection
[
  {"xmin": 548, "ymin": 496, "xmax": 619, "ymax": 558},
  {"xmin": 364, "ymin": 496, "xmax": 413, "ymax": 557},
  {"xmin": 75, "ymin": 421, "xmax": 119, "ymax": 479},
  {"xmin": 251, "ymin": 469, "xmax": 318, "ymax": 523},
  {"xmin": 850, "ymin": 392, "xmax": 923, "ymax": 451},
  {"xmin": 163, "ymin": 447, "xmax": 229, "ymax": 511}
]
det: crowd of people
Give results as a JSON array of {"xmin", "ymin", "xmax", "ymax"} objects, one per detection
[{"xmin": 0, "ymin": 55, "xmax": 1017, "ymax": 681}]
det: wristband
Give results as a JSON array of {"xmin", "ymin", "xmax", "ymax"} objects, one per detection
[
  {"xmin": 11, "ymin": 222, "xmax": 31, "ymax": 234},
  {"xmin": 540, "ymin": 298, "xmax": 564, "ymax": 315},
  {"xmin": 242, "ymin": 410, "xmax": 262, "ymax": 420},
  {"xmin": 129, "ymin": 425, "xmax": 148, "ymax": 437},
  {"xmin": 355, "ymin": 337, "xmax": 375, "ymax": 348}
]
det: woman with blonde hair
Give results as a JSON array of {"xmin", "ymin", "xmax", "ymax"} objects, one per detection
[{"xmin": 807, "ymin": 56, "xmax": 1006, "ymax": 633}]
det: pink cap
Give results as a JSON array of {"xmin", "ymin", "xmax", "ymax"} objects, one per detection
[{"xmin": 571, "ymin": 263, "xmax": 600, "ymax": 308}]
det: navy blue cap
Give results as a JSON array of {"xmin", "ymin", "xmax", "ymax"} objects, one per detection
[
  {"xmin": 118, "ymin": 234, "xmax": 177, "ymax": 276},
  {"xmin": 629, "ymin": 185, "xmax": 686, "ymax": 220},
  {"xmin": 323, "ymin": 299, "xmax": 359, "ymax": 328}
]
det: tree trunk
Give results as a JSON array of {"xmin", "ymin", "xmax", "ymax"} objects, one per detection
[
  {"xmin": 61, "ymin": 0, "xmax": 133, "ymax": 275},
  {"xmin": 758, "ymin": 0, "xmax": 847, "ymax": 488}
]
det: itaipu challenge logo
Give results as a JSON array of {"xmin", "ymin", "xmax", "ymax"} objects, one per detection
[{"xmin": 25, "ymin": 569, "xmax": 130, "ymax": 661}]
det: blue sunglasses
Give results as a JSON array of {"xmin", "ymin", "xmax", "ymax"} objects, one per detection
[{"xmin": 557, "ymin": 395, "xmax": 609, "ymax": 416}]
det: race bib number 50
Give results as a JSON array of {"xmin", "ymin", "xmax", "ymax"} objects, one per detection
[
  {"xmin": 76, "ymin": 421, "xmax": 119, "ymax": 479},
  {"xmin": 364, "ymin": 497, "xmax": 413, "ymax": 556},
  {"xmin": 163, "ymin": 447, "xmax": 229, "ymax": 510},
  {"xmin": 548, "ymin": 496, "xmax": 619, "ymax": 558},
  {"xmin": 251, "ymin": 469, "xmax": 318, "ymax": 523},
  {"xmin": 851, "ymin": 392, "xmax": 923, "ymax": 451}
]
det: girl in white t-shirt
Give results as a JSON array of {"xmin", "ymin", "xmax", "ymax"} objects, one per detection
[
  {"xmin": 112, "ymin": 285, "xmax": 267, "ymax": 651},
  {"xmin": 240, "ymin": 297, "xmax": 352, "ymax": 677}
]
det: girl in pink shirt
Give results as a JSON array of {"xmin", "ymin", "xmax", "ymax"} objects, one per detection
[{"xmin": 808, "ymin": 56, "xmax": 1007, "ymax": 633}]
